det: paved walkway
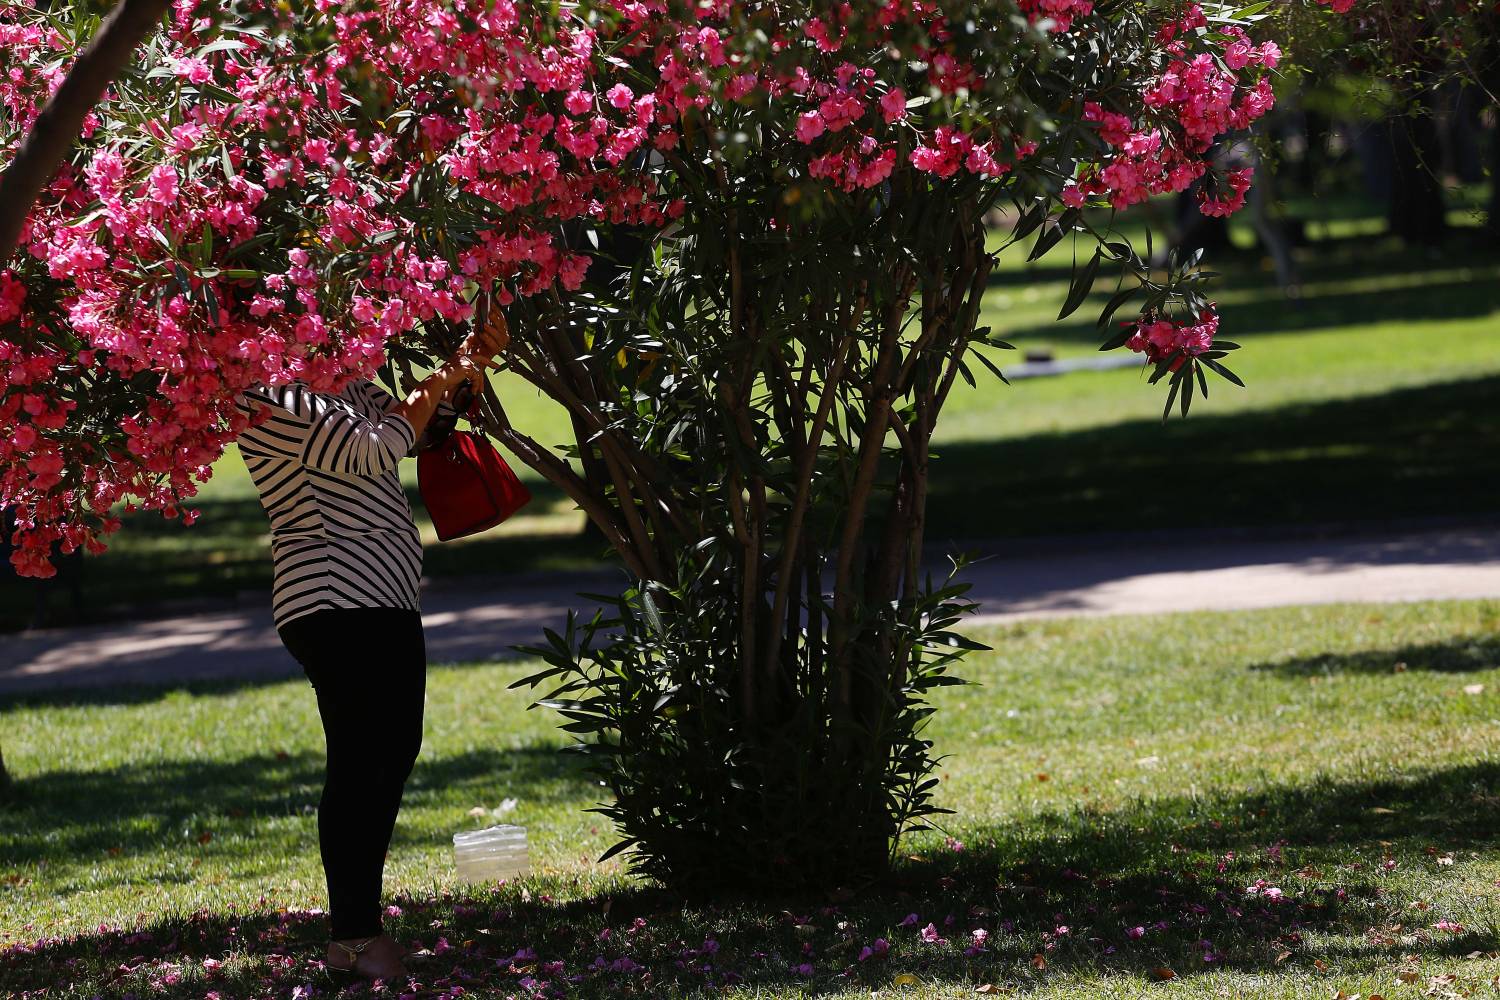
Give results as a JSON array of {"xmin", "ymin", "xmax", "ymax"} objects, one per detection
[{"xmin": 3, "ymin": 522, "xmax": 1499, "ymax": 695}]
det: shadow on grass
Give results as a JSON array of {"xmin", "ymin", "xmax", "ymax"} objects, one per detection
[
  {"xmin": 0, "ymin": 478, "xmax": 612, "ymax": 635},
  {"xmin": 926, "ymin": 374, "xmax": 1500, "ymax": 541},
  {"xmin": 4, "ymin": 762, "xmax": 1498, "ymax": 997},
  {"xmin": 0, "ymin": 746, "xmax": 592, "ymax": 871},
  {"xmin": 1250, "ymin": 635, "xmax": 1500, "ymax": 677},
  {"xmin": 992, "ymin": 235, "xmax": 1500, "ymax": 347},
  {"xmin": 988, "ymin": 229, "xmax": 1498, "ymax": 292},
  {"xmin": 1002, "ymin": 266, "xmax": 1500, "ymax": 347}
]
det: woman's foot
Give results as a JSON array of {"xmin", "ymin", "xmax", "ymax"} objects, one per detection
[{"xmin": 327, "ymin": 933, "xmax": 409, "ymax": 981}]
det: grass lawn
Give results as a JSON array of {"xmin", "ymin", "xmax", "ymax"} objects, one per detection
[
  {"xmin": 4, "ymin": 599, "xmax": 1500, "ymax": 997},
  {"xmin": 5, "ymin": 193, "xmax": 1499, "ymax": 631}
]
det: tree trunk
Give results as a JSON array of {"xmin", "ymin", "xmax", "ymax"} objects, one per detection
[
  {"xmin": 1387, "ymin": 98, "xmax": 1448, "ymax": 248},
  {"xmin": 0, "ymin": 0, "xmax": 170, "ymax": 261},
  {"xmin": 1488, "ymin": 114, "xmax": 1500, "ymax": 243}
]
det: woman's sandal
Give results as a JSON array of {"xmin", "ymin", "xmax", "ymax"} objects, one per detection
[{"xmin": 326, "ymin": 935, "xmax": 398, "ymax": 983}]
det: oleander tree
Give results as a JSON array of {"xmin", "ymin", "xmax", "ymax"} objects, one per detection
[{"xmin": 1, "ymin": 0, "xmax": 1350, "ymax": 878}]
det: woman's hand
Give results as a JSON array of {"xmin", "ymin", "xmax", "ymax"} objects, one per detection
[
  {"xmin": 436, "ymin": 303, "xmax": 508, "ymax": 409},
  {"xmin": 436, "ymin": 353, "xmax": 485, "ymax": 403},
  {"xmin": 458, "ymin": 305, "xmax": 509, "ymax": 369}
]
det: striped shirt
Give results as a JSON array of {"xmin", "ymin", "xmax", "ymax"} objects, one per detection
[{"xmin": 236, "ymin": 379, "xmax": 424, "ymax": 630}]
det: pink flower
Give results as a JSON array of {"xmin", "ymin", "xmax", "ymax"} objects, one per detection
[
  {"xmin": 172, "ymin": 56, "xmax": 212, "ymax": 84},
  {"xmin": 880, "ymin": 88, "xmax": 907, "ymax": 123},
  {"xmin": 607, "ymin": 83, "xmax": 634, "ymax": 110},
  {"xmin": 1126, "ymin": 926, "xmax": 1145, "ymax": 939},
  {"xmin": 795, "ymin": 111, "xmax": 825, "ymax": 144},
  {"xmin": 303, "ymin": 138, "xmax": 332, "ymax": 166},
  {"xmin": 0, "ymin": 271, "xmax": 25, "ymax": 323},
  {"xmin": 920, "ymin": 923, "xmax": 945, "ymax": 944},
  {"xmin": 147, "ymin": 164, "xmax": 178, "ymax": 205},
  {"xmin": 27, "ymin": 450, "xmax": 64, "ymax": 488},
  {"xmin": 169, "ymin": 122, "xmax": 203, "ymax": 153},
  {"xmin": 857, "ymin": 938, "xmax": 890, "ymax": 962}
]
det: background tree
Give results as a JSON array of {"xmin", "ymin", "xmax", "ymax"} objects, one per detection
[{"xmin": 1276, "ymin": 0, "xmax": 1500, "ymax": 246}]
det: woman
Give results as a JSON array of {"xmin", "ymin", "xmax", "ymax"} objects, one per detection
[{"xmin": 236, "ymin": 309, "xmax": 509, "ymax": 982}]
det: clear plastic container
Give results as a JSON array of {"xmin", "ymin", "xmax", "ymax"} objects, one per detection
[{"xmin": 453, "ymin": 824, "xmax": 529, "ymax": 883}]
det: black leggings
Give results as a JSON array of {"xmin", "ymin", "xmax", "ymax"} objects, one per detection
[{"xmin": 278, "ymin": 607, "xmax": 426, "ymax": 940}]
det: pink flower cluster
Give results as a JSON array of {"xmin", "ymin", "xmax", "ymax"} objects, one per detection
[
  {"xmin": 1127, "ymin": 309, "xmax": 1220, "ymax": 366},
  {"xmin": 1062, "ymin": 8, "xmax": 1281, "ymax": 213},
  {"xmin": 1, "ymin": 0, "xmax": 674, "ymax": 574},
  {"xmin": 1, "ymin": 0, "xmax": 1349, "ymax": 575},
  {"xmin": 1019, "ymin": 0, "xmax": 1097, "ymax": 33}
]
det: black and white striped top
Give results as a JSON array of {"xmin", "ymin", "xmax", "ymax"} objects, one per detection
[{"xmin": 236, "ymin": 380, "xmax": 424, "ymax": 630}]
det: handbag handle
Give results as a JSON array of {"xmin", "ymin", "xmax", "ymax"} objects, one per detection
[{"xmin": 419, "ymin": 379, "xmax": 486, "ymax": 453}]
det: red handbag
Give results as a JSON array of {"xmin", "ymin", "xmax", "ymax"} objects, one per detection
[{"xmin": 418, "ymin": 429, "xmax": 532, "ymax": 541}]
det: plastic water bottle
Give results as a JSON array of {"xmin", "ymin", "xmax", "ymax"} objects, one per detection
[{"xmin": 453, "ymin": 825, "xmax": 529, "ymax": 883}]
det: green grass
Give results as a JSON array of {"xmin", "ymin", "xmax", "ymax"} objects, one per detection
[
  {"xmin": 6, "ymin": 195, "xmax": 1500, "ymax": 631},
  {"xmin": 5, "ymin": 599, "xmax": 1500, "ymax": 997}
]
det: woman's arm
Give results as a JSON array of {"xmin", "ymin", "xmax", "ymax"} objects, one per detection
[
  {"xmin": 359, "ymin": 378, "xmax": 458, "ymax": 456},
  {"xmin": 392, "ymin": 304, "xmax": 510, "ymax": 441},
  {"xmin": 390, "ymin": 361, "xmax": 475, "ymax": 444}
]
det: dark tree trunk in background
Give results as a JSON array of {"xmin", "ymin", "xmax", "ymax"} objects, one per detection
[
  {"xmin": 0, "ymin": 0, "xmax": 170, "ymax": 261},
  {"xmin": 1485, "ymin": 47, "xmax": 1500, "ymax": 244},
  {"xmin": 1174, "ymin": 187, "xmax": 1231, "ymax": 258},
  {"xmin": 1490, "ymin": 124, "xmax": 1500, "ymax": 242},
  {"xmin": 1387, "ymin": 97, "xmax": 1449, "ymax": 247}
]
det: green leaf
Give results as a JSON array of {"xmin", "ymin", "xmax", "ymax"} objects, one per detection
[
  {"xmin": 970, "ymin": 350, "xmax": 1010, "ymax": 386},
  {"xmin": 597, "ymin": 839, "xmax": 639, "ymax": 863},
  {"xmin": 1200, "ymin": 356, "xmax": 1246, "ymax": 387},
  {"xmin": 1058, "ymin": 248, "xmax": 1102, "ymax": 321}
]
